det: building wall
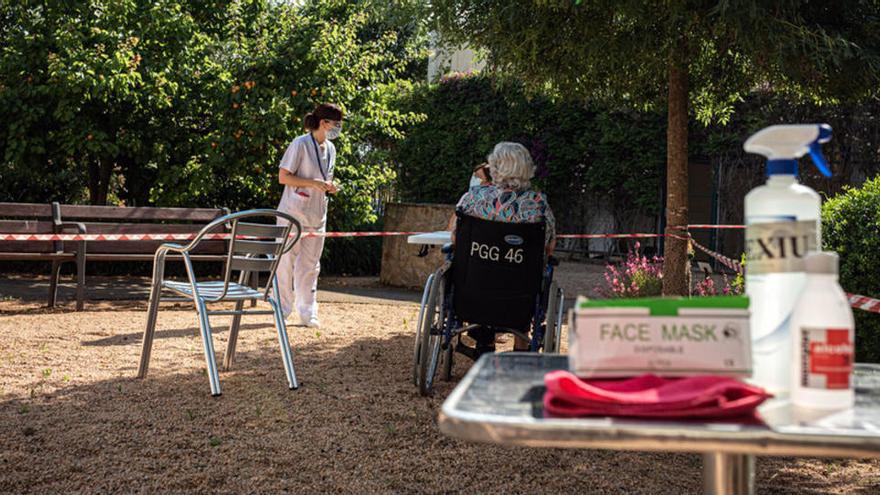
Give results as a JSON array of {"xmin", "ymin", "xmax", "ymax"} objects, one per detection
[
  {"xmin": 380, "ymin": 202, "xmax": 455, "ymax": 288},
  {"xmin": 427, "ymin": 38, "xmax": 486, "ymax": 82}
]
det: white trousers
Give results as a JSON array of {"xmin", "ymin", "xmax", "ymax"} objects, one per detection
[{"xmin": 276, "ymin": 220, "xmax": 326, "ymax": 320}]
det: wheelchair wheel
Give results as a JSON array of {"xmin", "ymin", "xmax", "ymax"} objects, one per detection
[
  {"xmin": 412, "ymin": 273, "xmax": 435, "ymax": 386},
  {"xmin": 543, "ymin": 282, "xmax": 564, "ymax": 354},
  {"xmin": 417, "ymin": 269, "xmax": 445, "ymax": 396}
]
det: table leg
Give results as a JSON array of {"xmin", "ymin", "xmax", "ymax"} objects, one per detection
[{"xmin": 702, "ymin": 452, "xmax": 754, "ymax": 495}]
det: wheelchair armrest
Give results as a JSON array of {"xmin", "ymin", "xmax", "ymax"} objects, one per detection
[
  {"xmin": 441, "ymin": 243, "xmax": 454, "ymax": 254},
  {"xmin": 547, "ymin": 255, "xmax": 560, "ymax": 267}
]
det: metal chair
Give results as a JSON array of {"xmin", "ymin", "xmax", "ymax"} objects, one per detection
[{"xmin": 137, "ymin": 209, "xmax": 302, "ymax": 396}]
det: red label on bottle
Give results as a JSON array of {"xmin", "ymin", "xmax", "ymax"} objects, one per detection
[{"xmin": 801, "ymin": 328, "xmax": 853, "ymax": 389}]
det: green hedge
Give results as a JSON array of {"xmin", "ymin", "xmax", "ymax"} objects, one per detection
[
  {"xmin": 390, "ymin": 74, "xmax": 666, "ymax": 223},
  {"xmin": 822, "ymin": 176, "xmax": 880, "ymax": 362}
]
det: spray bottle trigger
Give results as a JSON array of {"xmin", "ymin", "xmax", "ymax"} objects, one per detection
[
  {"xmin": 808, "ymin": 142, "xmax": 832, "ymax": 178},
  {"xmin": 816, "ymin": 123, "xmax": 832, "ymax": 143},
  {"xmin": 808, "ymin": 124, "xmax": 833, "ymax": 177}
]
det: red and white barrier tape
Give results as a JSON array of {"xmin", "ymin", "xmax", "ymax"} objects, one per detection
[
  {"xmin": 678, "ymin": 224, "xmax": 745, "ymax": 230},
  {"xmin": 0, "ymin": 229, "xmax": 732, "ymax": 242},
  {"xmin": 848, "ymin": 294, "xmax": 880, "ymax": 314},
  {"xmin": 685, "ymin": 235, "xmax": 880, "ymax": 315},
  {"xmin": 307, "ymin": 231, "xmax": 422, "ymax": 238},
  {"xmin": 0, "ymin": 230, "xmax": 709, "ymax": 242},
  {"xmin": 3, "ymin": 225, "xmax": 878, "ymax": 313},
  {"xmin": 556, "ymin": 233, "xmax": 665, "ymax": 239},
  {"xmin": 688, "ymin": 237, "xmax": 744, "ymax": 274},
  {"xmin": 0, "ymin": 231, "xmax": 423, "ymax": 242}
]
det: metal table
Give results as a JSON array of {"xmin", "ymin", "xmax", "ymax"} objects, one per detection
[
  {"xmin": 407, "ymin": 231, "xmax": 452, "ymax": 256},
  {"xmin": 439, "ymin": 353, "xmax": 880, "ymax": 495},
  {"xmin": 407, "ymin": 231, "xmax": 452, "ymax": 246}
]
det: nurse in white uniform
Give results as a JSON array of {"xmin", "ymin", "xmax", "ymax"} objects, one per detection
[{"xmin": 276, "ymin": 103, "xmax": 343, "ymax": 328}]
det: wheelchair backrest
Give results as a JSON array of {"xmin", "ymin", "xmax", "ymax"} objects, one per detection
[{"xmin": 452, "ymin": 212, "xmax": 545, "ymax": 330}]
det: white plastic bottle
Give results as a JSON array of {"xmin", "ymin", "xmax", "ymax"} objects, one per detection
[
  {"xmin": 743, "ymin": 124, "xmax": 832, "ymax": 395},
  {"xmin": 790, "ymin": 252, "xmax": 855, "ymax": 409}
]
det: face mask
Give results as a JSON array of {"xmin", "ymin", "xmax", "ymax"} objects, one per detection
[
  {"xmin": 326, "ymin": 126, "xmax": 341, "ymax": 140},
  {"xmin": 469, "ymin": 175, "xmax": 482, "ymax": 188}
]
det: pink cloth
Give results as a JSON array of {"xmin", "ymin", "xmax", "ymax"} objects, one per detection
[{"xmin": 544, "ymin": 371, "xmax": 771, "ymax": 419}]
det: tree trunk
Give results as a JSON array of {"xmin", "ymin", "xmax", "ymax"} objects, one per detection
[
  {"xmin": 88, "ymin": 159, "xmax": 113, "ymax": 205},
  {"xmin": 117, "ymin": 155, "xmax": 139, "ymax": 206},
  {"xmin": 662, "ymin": 46, "xmax": 690, "ymax": 296},
  {"xmin": 87, "ymin": 160, "xmax": 100, "ymax": 205}
]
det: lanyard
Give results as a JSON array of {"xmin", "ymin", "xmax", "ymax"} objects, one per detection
[{"xmin": 309, "ymin": 134, "xmax": 329, "ymax": 181}]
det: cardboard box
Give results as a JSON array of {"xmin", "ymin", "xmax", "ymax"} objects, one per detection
[{"xmin": 569, "ymin": 296, "xmax": 751, "ymax": 377}]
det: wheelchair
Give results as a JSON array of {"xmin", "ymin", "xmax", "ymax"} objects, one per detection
[{"xmin": 413, "ymin": 212, "xmax": 565, "ymax": 396}]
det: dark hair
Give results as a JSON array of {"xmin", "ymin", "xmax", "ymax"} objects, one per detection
[
  {"xmin": 474, "ymin": 162, "xmax": 492, "ymax": 182},
  {"xmin": 304, "ymin": 103, "xmax": 343, "ymax": 130}
]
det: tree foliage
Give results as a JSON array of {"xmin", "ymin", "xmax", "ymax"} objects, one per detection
[
  {"xmin": 392, "ymin": 73, "xmax": 665, "ymax": 227},
  {"xmin": 433, "ymin": 1, "xmax": 880, "ymax": 119},
  {"xmin": 0, "ymin": 0, "xmax": 428, "ymax": 237},
  {"xmin": 431, "ymin": 0, "xmax": 880, "ymax": 294}
]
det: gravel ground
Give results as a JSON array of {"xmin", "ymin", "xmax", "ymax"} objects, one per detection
[{"xmin": 2, "ymin": 297, "xmax": 880, "ymax": 494}]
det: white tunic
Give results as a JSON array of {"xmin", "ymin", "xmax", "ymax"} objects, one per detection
[
  {"xmin": 274, "ymin": 132, "xmax": 336, "ymax": 321},
  {"xmin": 277, "ymin": 133, "xmax": 336, "ymax": 229}
]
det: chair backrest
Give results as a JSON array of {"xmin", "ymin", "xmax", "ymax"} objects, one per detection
[
  {"xmin": 451, "ymin": 212, "xmax": 545, "ymax": 330},
  {"xmin": 219, "ymin": 210, "xmax": 302, "ymax": 299}
]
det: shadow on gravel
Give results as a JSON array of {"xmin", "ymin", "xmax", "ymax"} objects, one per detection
[
  {"xmin": 3, "ymin": 321, "xmax": 860, "ymax": 494},
  {"xmin": 82, "ymin": 322, "xmax": 275, "ymax": 346}
]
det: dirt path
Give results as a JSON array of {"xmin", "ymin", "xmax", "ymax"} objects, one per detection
[{"xmin": 1, "ymin": 300, "xmax": 878, "ymax": 493}]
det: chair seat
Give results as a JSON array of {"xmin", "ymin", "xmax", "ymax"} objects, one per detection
[{"xmin": 163, "ymin": 280, "xmax": 263, "ymax": 301}]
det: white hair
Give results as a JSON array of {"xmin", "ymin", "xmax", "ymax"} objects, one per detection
[{"xmin": 487, "ymin": 142, "xmax": 534, "ymax": 191}]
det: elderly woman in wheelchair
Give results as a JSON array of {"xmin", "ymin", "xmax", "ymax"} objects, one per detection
[{"xmin": 413, "ymin": 142, "xmax": 564, "ymax": 396}]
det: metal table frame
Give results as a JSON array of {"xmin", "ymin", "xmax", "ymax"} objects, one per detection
[
  {"xmin": 408, "ymin": 231, "xmax": 452, "ymax": 256},
  {"xmin": 439, "ymin": 354, "xmax": 880, "ymax": 495}
]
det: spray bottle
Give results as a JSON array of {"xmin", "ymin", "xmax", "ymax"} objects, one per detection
[{"xmin": 743, "ymin": 124, "xmax": 832, "ymax": 395}]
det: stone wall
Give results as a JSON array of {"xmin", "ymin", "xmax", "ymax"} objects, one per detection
[{"xmin": 380, "ymin": 202, "xmax": 455, "ymax": 289}]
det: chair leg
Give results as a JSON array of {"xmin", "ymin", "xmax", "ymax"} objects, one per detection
[
  {"xmin": 223, "ymin": 299, "xmax": 246, "ymax": 370},
  {"xmin": 269, "ymin": 298, "xmax": 298, "ymax": 390},
  {"xmin": 195, "ymin": 298, "xmax": 222, "ymax": 396},
  {"xmin": 138, "ymin": 283, "xmax": 163, "ymax": 379},
  {"xmin": 75, "ymin": 247, "xmax": 86, "ymax": 311},
  {"xmin": 48, "ymin": 260, "xmax": 61, "ymax": 308}
]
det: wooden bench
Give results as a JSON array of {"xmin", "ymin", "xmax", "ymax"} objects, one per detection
[
  {"xmin": 0, "ymin": 202, "xmax": 86, "ymax": 309},
  {"xmin": 0, "ymin": 202, "xmax": 230, "ymax": 310}
]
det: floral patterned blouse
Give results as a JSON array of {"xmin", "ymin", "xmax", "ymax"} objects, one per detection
[{"xmin": 455, "ymin": 185, "xmax": 556, "ymax": 246}]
